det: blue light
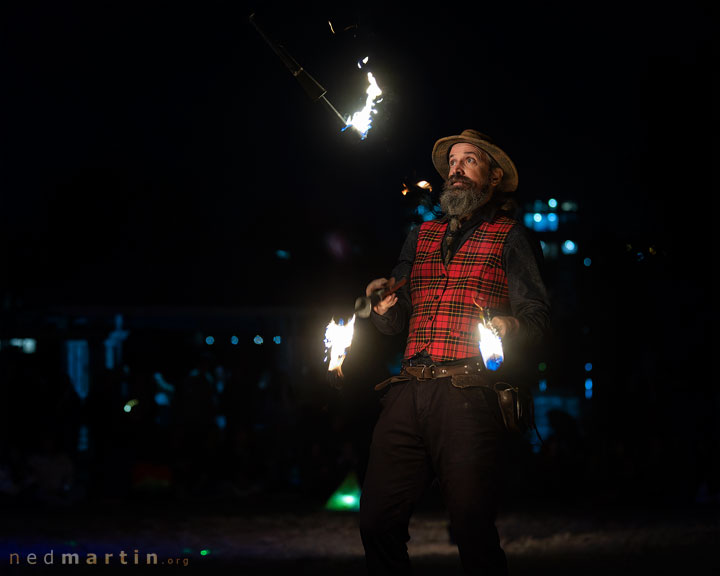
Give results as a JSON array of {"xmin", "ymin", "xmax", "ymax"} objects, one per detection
[
  {"xmin": 416, "ymin": 205, "xmax": 427, "ymax": 215},
  {"xmin": 547, "ymin": 213, "xmax": 557, "ymax": 223},
  {"xmin": 584, "ymin": 378, "xmax": 593, "ymax": 390},
  {"xmin": 154, "ymin": 392, "xmax": 170, "ymax": 406},
  {"xmin": 423, "ymin": 211, "xmax": 434, "ymax": 222},
  {"xmin": 585, "ymin": 362, "xmax": 593, "ymax": 372},
  {"xmin": 548, "ymin": 198, "xmax": 558, "ymax": 209},
  {"xmin": 275, "ymin": 249, "xmax": 291, "ymax": 260},
  {"xmin": 230, "ymin": 335, "xmax": 239, "ymax": 345},
  {"xmin": 533, "ymin": 213, "xmax": 542, "ymax": 223},
  {"xmin": 485, "ymin": 356, "xmax": 503, "ymax": 371},
  {"xmin": 538, "ymin": 378, "xmax": 547, "ymax": 392},
  {"xmin": 253, "ymin": 335, "xmax": 264, "ymax": 345},
  {"xmin": 561, "ymin": 240, "xmax": 578, "ymax": 254},
  {"xmin": 273, "ymin": 335, "xmax": 282, "ymax": 344},
  {"xmin": 583, "ymin": 257, "xmax": 592, "ymax": 267},
  {"xmin": 585, "ymin": 389, "xmax": 593, "ymax": 399},
  {"xmin": 205, "ymin": 336, "xmax": 214, "ymax": 345}
]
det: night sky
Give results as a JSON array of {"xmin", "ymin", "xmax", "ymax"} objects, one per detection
[{"xmin": 2, "ymin": 1, "xmax": 710, "ymax": 313}]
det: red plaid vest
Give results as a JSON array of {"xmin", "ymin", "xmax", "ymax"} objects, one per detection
[{"xmin": 404, "ymin": 216, "xmax": 516, "ymax": 362}]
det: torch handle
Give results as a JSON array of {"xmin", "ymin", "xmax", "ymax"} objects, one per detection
[
  {"xmin": 355, "ymin": 277, "xmax": 407, "ymax": 318},
  {"xmin": 370, "ymin": 277, "xmax": 407, "ymax": 305}
]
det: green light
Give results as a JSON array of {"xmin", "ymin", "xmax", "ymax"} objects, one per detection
[
  {"xmin": 200, "ymin": 550, "xmax": 210, "ymax": 556},
  {"xmin": 123, "ymin": 398, "xmax": 139, "ymax": 413},
  {"xmin": 325, "ymin": 471, "xmax": 361, "ymax": 512}
]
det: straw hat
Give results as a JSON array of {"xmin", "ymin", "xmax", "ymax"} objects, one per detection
[{"xmin": 432, "ymin": 129, "xmax": 519, "ymax": 193}]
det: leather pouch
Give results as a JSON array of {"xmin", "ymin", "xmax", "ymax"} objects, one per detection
[{"xmin": 494, "ymin": 382, "xmax": 536, "ymax": 435}]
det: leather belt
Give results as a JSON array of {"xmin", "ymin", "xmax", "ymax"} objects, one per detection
[
  {"xmin": 403, "ymin": 360, "xmax": 485, "ymax": 380},
  {"xmin": 374, "ymin": 360, "xmax": 491, "ymax": 391}
]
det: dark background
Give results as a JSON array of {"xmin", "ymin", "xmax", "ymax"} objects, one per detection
[{"xmin": 0, "ymin": 0, "xmax": 715, "ymax": 528}]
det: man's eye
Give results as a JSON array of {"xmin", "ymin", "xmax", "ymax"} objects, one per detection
[{"xmin": 466, "ymin": 157, "xmax": 475, "ymax": 164}]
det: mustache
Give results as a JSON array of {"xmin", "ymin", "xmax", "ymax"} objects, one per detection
[{"xmin": 445, "ymin": 175, "xmax": 473, "ymax": 188}]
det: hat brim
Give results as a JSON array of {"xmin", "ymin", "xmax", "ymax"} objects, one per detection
[{"xmin": 432, "ymin": 134, "xmax": 519, "ymax": 193}]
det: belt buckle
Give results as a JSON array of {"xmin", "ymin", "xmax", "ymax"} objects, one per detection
[{"xmin": 419, "ymin": 364, "xmax": 437, "ymax": 380}]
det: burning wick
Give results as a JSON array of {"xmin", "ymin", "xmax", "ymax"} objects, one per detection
[
  {"xmin": 476, "ymin": 305, "xmax": 504, "ymax": 371},
  {"xmin": 324, "ymin": 315, "xmax": 356, "ymax": 378},
  {"xmin": 343, "ymin": 69, "xmax": 382, "ymax": 140}
]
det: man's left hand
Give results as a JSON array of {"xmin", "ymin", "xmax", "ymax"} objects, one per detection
[{"xmin": 491, "ymin": 316, "xmax": 520, "ymax": 339}]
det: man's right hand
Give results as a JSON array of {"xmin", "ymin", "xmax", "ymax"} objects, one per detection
[{"xmin": 366, "ymin": 277, "xmax": 399, "ymax": 316}]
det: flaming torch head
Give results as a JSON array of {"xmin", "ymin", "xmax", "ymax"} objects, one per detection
[
  {"xmin": 324, "ymin": 315, "xmax": 356, "ymax": 378},
  {"xmin": 343, "ymin": 71, "xmax": 383, "ymax": 140},
  {"xmin": 478, "ymin": 323, "xmax": 504, "ymax": 371}
]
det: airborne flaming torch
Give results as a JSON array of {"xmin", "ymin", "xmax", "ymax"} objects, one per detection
[{"xmin": 250, "ymin": 14, "xmax": 383, "ymax": 139}]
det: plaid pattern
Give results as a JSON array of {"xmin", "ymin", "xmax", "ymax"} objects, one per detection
[{"xmin": 404, "ymin": 216, "xmax": 516, "ymax": 361}]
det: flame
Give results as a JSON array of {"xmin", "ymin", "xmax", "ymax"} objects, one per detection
[
  {"xmin": 344, "ymin": 71, "xmax": 382, "ymax": 140},
  {"xmin": 478, "ymin": 323, "xmax": 504, "ymax": 371},
  {"xmin": 324, "ymin": 315, "xmax": 356, "ymax": 376}
]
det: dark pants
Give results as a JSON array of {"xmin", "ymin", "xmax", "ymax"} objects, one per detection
[{"xmin": 359, "ymin": 377, "xmax": 508, "ymax": 575}]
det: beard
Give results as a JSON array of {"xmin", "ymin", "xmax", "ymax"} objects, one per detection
[{"xmin": 439, "ymin": 176, "xmax": 493, "ymax": 218}]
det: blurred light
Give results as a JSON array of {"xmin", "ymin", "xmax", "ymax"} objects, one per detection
[
  {"xmin": 416, "ymin": 180, "xmax": 432, "ymax": 191},
  {"xmin": 124, "ymin": 399, "xmax": 139, "ymax": 413},
  {"xmin": 585, "ymin": 389, "xmax": 593, "ymax": 399},
  {"xmin": 538, "ymin": 378, "xmax": 548, "ymax": 392},
  {"xmin": 205, "ymin": 336, "xmax": 215, "ymax": 345},
  {"xmin": 154, "ymin": 392, "xmax": 170, "ymax": 406},
  {"xmin": 275, "ymin": 249, "xmax": 291, "ymax": 260},
  {"xmin": 325, "ymin": 471, "xmax": 362, "ymax": 512},
  {"xmin": 416, "ymin": 205, "xmax": 427, "ymax": 215},
  {"xmin": 548, "ymin": 198, "xmax": 558, "ymax": 209},
  {"xmin": 77, "ymin": 425, "xmax": 89, "ymax": 452},
  {"xmin": 66, "ymin": 340, "xmax": 90, "ymax": 400},
  {"xmin": 401, "ymin": 186, "xmax": 409, "ymax": 196},
  {"xmin": 585, "ymin": 378, "xmax": 593, "ymax": 390},
  {"xmin": 230, "ymin": 335, "xmax": 239, "ymax": 345},
  {"xmin": 562, "ymin": 240, "xmax": 578, "ymax": 254},
  {"xmin": 253, "ymin": 335, "xmax": 264, "ymax": 345},
  {"xmin": 561, "ymin": 201, "xmax": 578, "ymax": 211},
  {"xmin": 273, "ymin": 335, "xmax": 282, "ymax": 344},
  {"xmin": 583, "ymin": 257, "xmax": 592, "ymax": 267},
  {"xmin": 216, "ymin": 415, "xmax": 226, "ymax": 429},
  {"xmin": 538, "ymin": 361, "xmax": 547, "ymax": 372},
  {"xmin": 422, "ymin": 211, "xmax": 434, "ymax": 222},
  {"xmin": 200, "ymin": 550, "xmax": 210, "ymax": 557},
  {"xmin": 10, "ymin": 338, "xmax": 37, "ymax": 353},
  {"xmin": 585, "ymin": 362, "xmax": 593, "ymax": 372},
  {"xmin": 524, "ymin": 212, "xmax": 559, "ymax": 232}
]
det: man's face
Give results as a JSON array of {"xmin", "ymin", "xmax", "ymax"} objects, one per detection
[
  {"xmin": 440, "ymin": 143, "xmax": 495, "ymax": 218},
  {"xmin": 447, "ymin": 143, "xmax": 491, "ymax": 189}
]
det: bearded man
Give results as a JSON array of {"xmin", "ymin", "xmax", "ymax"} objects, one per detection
[{"xmin": 359, "ymin": 129, "xmax": 551, "ymax": 575}]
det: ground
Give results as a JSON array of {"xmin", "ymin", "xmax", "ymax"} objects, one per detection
[{"xmin": 1, "ymin": 491, "xmax": 716, "ymax": 575}]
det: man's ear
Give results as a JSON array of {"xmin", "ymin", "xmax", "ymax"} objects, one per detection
[{"xmin": 490, "ymin": 167, "xmax": 504, "ymax": 186}]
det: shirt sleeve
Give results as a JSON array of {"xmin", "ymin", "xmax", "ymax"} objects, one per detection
[
  {"xmin": 502, "ymin": 224, "xmax": 552, "ymax": 347},
  {"xmin": 370, "ymin": 226, "xmax": 418, "ymax": 335}
]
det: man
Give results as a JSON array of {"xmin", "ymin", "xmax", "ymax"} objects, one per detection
[{"xmin": 359, "ymin": 129, "xmax": 551, "ymax": 575}]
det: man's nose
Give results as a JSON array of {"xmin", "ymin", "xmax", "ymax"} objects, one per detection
[{"xmin": 449, "ymin": 164, "xmax": 464, "ymax": 178}]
